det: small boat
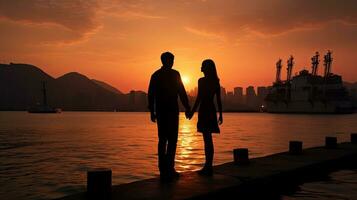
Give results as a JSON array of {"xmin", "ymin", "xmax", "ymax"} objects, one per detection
[
  {"xmin": 28, "ymin": 105, "xmax": 61, "ymax": 113},
  {"xmin": 28, "ymin": 81, "xmax": 61, "ymax": 113}
]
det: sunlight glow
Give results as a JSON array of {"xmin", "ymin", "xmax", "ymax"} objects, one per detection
[{"xmin": 181, "ymin": 75, "xmax": 190, "ymax": 86}]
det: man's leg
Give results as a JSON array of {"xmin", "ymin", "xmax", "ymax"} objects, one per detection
[
  {"xmin": 166, "ymin": 114, "xmax": 179, "ymax": 174},
  {"xmin": 158, "ymin": 137, "xmax": 167, "ymax": 175},
  {"xmin": 157, "ymin": 116, "xmax": 168, "ymax": 176}
]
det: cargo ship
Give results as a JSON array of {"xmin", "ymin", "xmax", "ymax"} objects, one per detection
[{"xmin": 265, "ymin": 51, "xmax": 354, "ymax": 114}]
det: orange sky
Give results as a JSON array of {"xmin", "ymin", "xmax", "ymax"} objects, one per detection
[{"xmin": 1, "ymin": 0, "xmax": 357, "ymax": 93}]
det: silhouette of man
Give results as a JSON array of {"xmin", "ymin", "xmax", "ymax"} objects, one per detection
[{"xmin": 148, "ymin": 52, "xmax": 190, "ymax": 180}]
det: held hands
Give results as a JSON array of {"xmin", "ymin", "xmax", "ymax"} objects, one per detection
[
  {"xmin": 185, "ymin": 107, "xmax": 195, "ymax": 120},
  {"xmin": 151, "ymin": 110, "xmax": 194, "ymax": 122},
  {"xmin": 185, "ymin": 109, "xmax": 193, "ymax": 120}
]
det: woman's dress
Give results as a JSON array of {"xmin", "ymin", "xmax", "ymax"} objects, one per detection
[{"xmin": 197, "ymin": 77, "xmax": 220, "ymax": 134}]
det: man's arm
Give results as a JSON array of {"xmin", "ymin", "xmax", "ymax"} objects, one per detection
[
  {"xmin": 177, "ymin": 73, "xmax": 190, "ymax": 111},
  {"xmin": 148, "ymin": 74, "xmax": 156, "ymax": 122}
]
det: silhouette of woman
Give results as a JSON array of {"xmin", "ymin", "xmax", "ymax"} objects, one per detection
[{"xmin": 189, "ymin": 59, "xmax": 223, "ymax": 175}]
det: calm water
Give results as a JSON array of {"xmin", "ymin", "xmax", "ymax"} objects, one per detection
[
  {"xmin": 0, "ymin": 112, "xmax": 357, "ymax": 200},
  {"xmin": 284, "ymin": 170, "xmax": 357, "ymax": 200}
]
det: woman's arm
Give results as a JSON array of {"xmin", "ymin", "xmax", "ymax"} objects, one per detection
[{"xmin": 216, "ymin": 83, "xmax": 223, "ymax": 124}]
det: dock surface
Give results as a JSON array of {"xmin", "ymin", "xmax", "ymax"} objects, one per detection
[{"xmin": 58, "ymin": 142, "xmax": 357, "ymax": 200}]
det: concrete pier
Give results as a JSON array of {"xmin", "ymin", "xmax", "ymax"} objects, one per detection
[{"xmin": 57, "ymin": 137, "xmax": 357, "ymax": 200}]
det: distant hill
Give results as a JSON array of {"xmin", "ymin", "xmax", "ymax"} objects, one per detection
[
  {"xmin": 52, "ymin": 72, "xmax": 125, "ymax": 110},
  {"xmin": 0, "ymin": 63, "xmax": 130, "ymax": 111},
  {"xmin": 92, "ymin": 79, "xmax": 123, "ymax": 95},
  {"xmin": 0, "ymin": 63, "xmax": 55, "ymax": 110}
]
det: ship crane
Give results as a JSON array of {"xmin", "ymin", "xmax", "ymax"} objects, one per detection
[
  {"xmin": 275, "ymin": 59, "xmax": 282, "ymax": 83},
  {"xmin": 287, "ymin": 55, "xmax": 294, "ymax": 82},
  {"xmin": 323, "ymin": 50, "xmax": 333, "ymax": 77},
  {"xmin": 311, "ymin": 52, "xmax": 320, "ymax": 76},
  {"xmin": 265, "ymin": 50, "xmax": 354, "ymax": 114}
]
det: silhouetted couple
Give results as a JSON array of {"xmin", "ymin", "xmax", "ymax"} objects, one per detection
[{"xmin": 148, "ymin": 52, "xmax": 223, "ymax": 181}]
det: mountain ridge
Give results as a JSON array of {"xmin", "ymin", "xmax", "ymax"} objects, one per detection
[
  {"xmin": 0, "ymin": 63, "xmax": 131, "ymax": 111},
  {"xmin": 92, "ymin": 79, "xmax": 123, "ymax": 95}
]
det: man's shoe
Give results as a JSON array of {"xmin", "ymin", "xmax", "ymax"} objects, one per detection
[
  {"xmin": 160, "ymin": 172, "xmax": 172, "ymax": 182},
  {"xmin": 171, "ymin": 170, "xmax": 180, "ymax": 178},
  {"xmin": 160, "ymin": 170, "xmax": 179, "ymax": 182},
  {"xmin": 197, "ymin": 166, "xmax": 213, "ymax": 176}
]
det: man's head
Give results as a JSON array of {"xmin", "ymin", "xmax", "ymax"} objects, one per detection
[{"xmin": 161, "ymin": 52, "xmax": 174, "ymax": 68}]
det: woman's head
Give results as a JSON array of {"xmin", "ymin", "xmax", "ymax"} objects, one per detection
[{"xmin": 201, "ymin": 59, "xmax": 219, "ymax": 81}]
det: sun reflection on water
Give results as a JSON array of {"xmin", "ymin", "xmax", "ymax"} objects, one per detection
[{"xmin": 175, "ymin": 115, "xmax": 204, "ymax": 172}]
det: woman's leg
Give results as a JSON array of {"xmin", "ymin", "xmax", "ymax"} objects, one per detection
[{"xmin": 203, "ymin": 132, "xmax": 214, "ymax": 168}]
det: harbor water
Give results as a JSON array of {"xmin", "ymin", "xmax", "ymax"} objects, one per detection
[{"xmin": 0, "ymin": 112, "xmax": 356, "ymax": 200}]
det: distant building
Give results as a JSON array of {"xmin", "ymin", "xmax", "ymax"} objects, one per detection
[
  {"xmin": 227, "ymin": 91, "xmax": 234, "ymax": 100},
  {"xmin": 223, "ymin": 91, "xmax": 235, "ymax": 110},
  {"xmin": 257, "ymin": 87, "xmax": 268, "ymax": 98},
  {"xmin": 233, "ymin": 87, "xmax": 244, "ymax": 104},
  {"xmin": 246, "ymin": 86, "xmax": 256, "ymax": 97},
  {"xmin": 257, "ymin": 86, "xmax": 268, "ymax": 107},
  {"xmin": 234, "ymin": 87, "xmax": 243, "ymax": 97},
  {"xmin": 246, "ymin": 86, "xmax": 259, "ymax": 109},
  {"xmin": 220, "ymin": 87, "xmax": 227, "ymax": 100}
]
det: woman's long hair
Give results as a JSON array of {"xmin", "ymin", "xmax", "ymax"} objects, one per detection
[{"xmin": 201, "ymin": 59, "xmax": 220, "ymax": 85}]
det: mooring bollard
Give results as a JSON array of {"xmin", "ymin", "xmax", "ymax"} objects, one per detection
[
  {"xmin": 325, "ymin": 137, "xmax": 337, "ymax": 148},
  {"xmin": 351, "ymin": 133, "xmax": 357, "ymax": 144},
  {"xmin": 87, "ymin": 168, "xmax": 112, "ymax": 199},
  {"xmin": 289, "ymin": 141, "xmax": 303, "ymax": 155},
  {"xmin": 233, "ymin": 148, "xmax": 249, "ymax": 165}
]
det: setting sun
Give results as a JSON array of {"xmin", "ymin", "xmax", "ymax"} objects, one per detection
[{"xmin": 181, "ymin": 75, "xmax": 190, "ymax": 86}]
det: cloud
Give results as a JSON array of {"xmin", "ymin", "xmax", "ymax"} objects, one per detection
[
  {"xmin": 100, "ymin": 0, "xmax": 164, "ymax": 20},
  {"xmin": 184, "ymin": 26, "xmax": 224, "ymax": 41},
  {"xmin": 2, "ymin": 0, "xmax": 357, "ymax": 39},
  {"xmin": 183, "ymin": 0, "xmax": 357, "ymax": 36},
  {"xmin": 0, "ymin": 0, "xmax": 99, "ymax": 33},
  {"xmin": 0, "ymin": 19, "xmax": 86, "ymax": 55},
  {"xmin": 106, "ymin": 10, "xmax": 164, "ymax": 20},
  {"xmin": 90, "ymin": 0, "xmax": 357, "ymax": 40}
]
